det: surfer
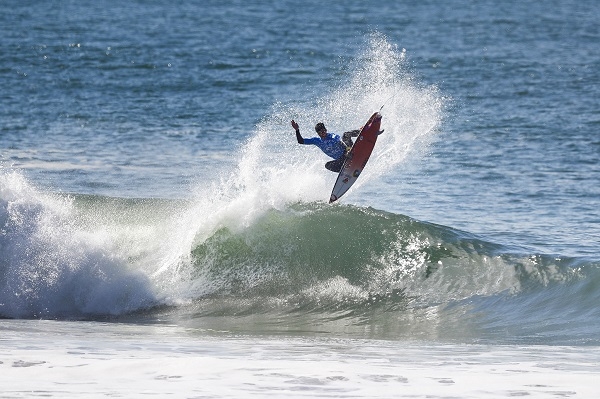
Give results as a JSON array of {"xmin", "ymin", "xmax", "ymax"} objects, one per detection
[{"xmin": 291, "ymin": 120, "xmax": 360, "ymax": 173}]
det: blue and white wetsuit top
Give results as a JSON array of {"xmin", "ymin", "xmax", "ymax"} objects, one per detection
[{"xmin": 302, "ymin": 133, "xmax": 346, "ymax": 160}]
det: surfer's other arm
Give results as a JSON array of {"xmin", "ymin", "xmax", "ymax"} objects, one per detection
[{"xmin": 291, "ymin": 120, "xmax": 304, "ymax": 144}]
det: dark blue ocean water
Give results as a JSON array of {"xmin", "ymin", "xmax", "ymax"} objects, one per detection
[{"xmin": 2, "ymin": 0, "xmax": 600, "ymax": 350}]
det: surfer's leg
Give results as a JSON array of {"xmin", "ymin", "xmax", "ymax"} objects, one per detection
[
  {"xmin": 342, "ymin": 132, "xmax": 354, "ymax": 148},
  {"xmin": 325, "ymin": 157, "xmax": 345, "ymax": 173},
  {"xmin": 325, "ymin": 160, "xmax": 338, "ymax": 172}
]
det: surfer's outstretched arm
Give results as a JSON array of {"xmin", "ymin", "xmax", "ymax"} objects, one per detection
[{"xmin": 291, "ymin": 120, "xmax": 304, "ymax": 144}]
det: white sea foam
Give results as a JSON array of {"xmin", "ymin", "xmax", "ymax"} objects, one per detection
[
  {"xmin": 1, "ymin": 320, "xmax": 597, "ymax": 398},
  {"xmin": 0, "ymin": 170, "xmax": 156, "ymax": 318}
]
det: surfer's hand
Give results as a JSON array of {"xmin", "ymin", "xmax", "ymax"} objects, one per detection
[{"xmin": 291, "ymin": 120, "xmax": 299, "ymax": 131}]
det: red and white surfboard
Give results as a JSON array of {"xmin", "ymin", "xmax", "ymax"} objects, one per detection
[{"xmin": 329, "ymin": 112, "xmax": 382, "ymax": 203}]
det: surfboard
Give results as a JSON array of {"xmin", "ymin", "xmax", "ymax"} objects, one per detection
[{"xmin": 329, "ymin": 112, "xmax": 382, "ymax": 203}]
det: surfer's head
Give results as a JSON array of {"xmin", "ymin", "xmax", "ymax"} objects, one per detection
[{"xmin": 315, "ymin": 122, "xmax": 327, "ymax": 138}]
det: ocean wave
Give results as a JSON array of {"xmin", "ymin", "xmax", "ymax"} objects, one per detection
[
  {"xmin": 184, "ymin": 202, "xmax": 595, "ymax": 302},
  {"xmin": 169, "ymin": 203, "xmax": 600, "ymax": 342},
  {"xmin": 2, "ymin": 169, "xmax": 599, "ymax": 343}
]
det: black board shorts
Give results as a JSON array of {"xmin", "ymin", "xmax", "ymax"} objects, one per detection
[{"xmin": 325, "ymin": 156, "xmax": 345, "ymax": 173}]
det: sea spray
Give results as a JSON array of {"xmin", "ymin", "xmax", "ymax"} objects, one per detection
[
  {"xmin": 249, "ymin": 34, "xmax": 444, "ymax": 202},
  {"xmin": 152, "ymin": 34, "xmax": 446, "ymax": 302}
]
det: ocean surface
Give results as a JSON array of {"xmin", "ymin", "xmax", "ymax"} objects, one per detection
[{"xmin": 1, "ymin": 0, "xmax": 599, "ymax": 397}]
